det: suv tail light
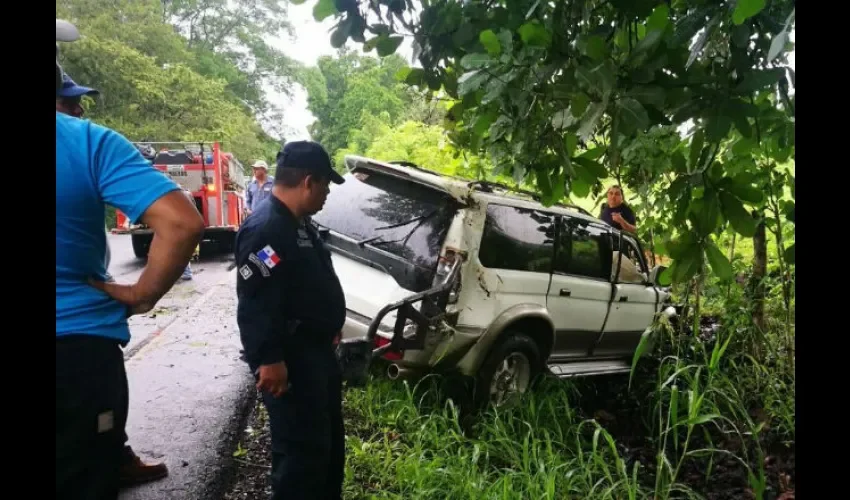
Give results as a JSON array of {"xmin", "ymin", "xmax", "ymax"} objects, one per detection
[{"xmin": 374, "ymin": 336, "xmax": 403, "ymax": 361}]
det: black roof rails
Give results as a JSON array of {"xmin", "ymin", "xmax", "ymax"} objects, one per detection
[
  {"xmin": 468, "ymin": 180, "xmax": 592, "ymax": 216},
  {"xmin": 387, "ymin": 160, "xmax": 445, "ymax": 177}
]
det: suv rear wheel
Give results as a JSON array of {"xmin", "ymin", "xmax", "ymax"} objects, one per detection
[{"xmin": 474, "ymin": 331, "xmax": 542, "ymax": 409}]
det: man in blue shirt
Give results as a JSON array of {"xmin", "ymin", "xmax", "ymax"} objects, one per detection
[
  {"xmin": 56, "ymin": 20, "xmax": 205, "ymax": 500},
  {"xmin": 244, "ymin": 159, "xmax": 274, "ymax": 214},
  {"xmin": 55, "ymin": 70, "xmax": 175, "ymax": 487}
]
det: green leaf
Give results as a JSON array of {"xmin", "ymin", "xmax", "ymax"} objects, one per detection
[
  {"xmin": 657, "ymin": 266, "xmax": 674, "ymax": 286},
  {"xmin": 731, "ymin": 25, "xmax": 750, "ymax": 47},
  {"xmin": 571, "ymin": 93, "xmax": 590, "ymax": 117},
  {"xmin": 706, "ymin": 114, "xmax": 732, "ymax": 143},
  {"xmin": 628, "ymin": 29, "xmax": 664, "ymax": 66},
  {"xmin": 784, "ymin": 243, "xmax": 795, "ymax": 264},
  {"xmin": 672, "ymin": 251, "xmax": 702, "ymax": 283},
  {"xmin": 577, "ymin": 102, "xmax": 606, "ymax": 140},
  {"xmin": 571, "ymin": 176, "xmax": 591, "ymax": 198},
  {"xmin": 536, "ymin": 168, "xmax": 554, "ymax": 200},
  {"xmin": 580, "ymin": 146, "xmax": 607, "ymax": 161},
  {"xmin": 518, "ymin": 22, "xmax": 552, "ymax": 47},
  {"xmin": 671, "ymin": 152, "xmax": 687, "ymax": 173},
  {"xmin": 290, "ymin": 0, "xmax": 307, "ymax": 4},
  {"xmin": 552, "ymin": 109, "xmax": 575, "ymax": 130},
  {"xmin": 404, "ymin": 68, "xmax": 426, "ymax": 87},
  {"xmin": 733, "ymin": 0, "xmax": 766, "ymax": 25},
  {"xmin": 689, "ymin": 189, "xmax": 721, "ymax": 236},
  {"xmin": 481, "ymin": 77, "xmax": 507, "ymax": 105},
  {"xmin": 565, "ymin": 134, "xmax": 578, "ymax": 157},
  {"xmin": 457, "ymin": 70, "xmax": 487, "ymax": 95},
  {"xmin": 489, "ymin": 115, "xmax": 513, "ymax": 141},
  {"xmin": 376, "ymin": 35, "xmax": 404, "ymax": 57},
  {"xmin": 647, "ymin": 4, "xmax": 670, "ymax": 33},
  {"xmin": 575, "ymin": 66, "xmax": 595, "ymax": 90},
  {"xmin": 313, "ymin": 0, "xmax": 338, "ymax": 22},
  {"xmin": 689, "ymin": 129, "xmax": 705, "ymax": 168},
  {"xmin": 473, "ymin": 112, "xmax": 497, "ymax": 138},
  {"xmin": 572, "ymin": 157, "xmax": 607, "ymax": 179},
  {"xmin": 581, "ymin": 35, "xmax": 606, "ymax": 61},
  {"xmin": 363, "ymin": 36, "xmax": 380, "ymax": 52},
  {"xmin": 617, "ymin": 98, "xmax": 650, "ymax": 134},
  {"xmin": 479, "ymin": 30, "xmax": 501, "ymax": 55},
  {"xmin": 497, "ymin": 29, "xmax": 514, "ymax": 55},
  {"xmin": 394, "ymin": 67, "xmax": 412, "ymax": 82},
  {"xmin": 731, "ymin": 113, "xmax": 752, "ymax": 138},
  {"xmin": 460, "ymin": 53, "xmax": 493, "ymax": 69},
  {"xmin": 628, "ymin": 85, "xmax": 665, "ymax": 108},
  {"xmin": 732, "ymin": 138, "xmax": 755, "ymax": 156},
  {"xmin": 705, "ymin": 241, "xmax": 733, "ymax": 281},
  {"xmin": 719, "ymin": 191, "xmax": 757, "ymax": 237},
  {"xmin": 726, "ymin": 181, "xmax": 764, "ymax": 205},
  {"xmin": 330, "ymin": 18, "xmax": 352, "ymax": 48},
  {"xmin": 735, "ymin": 68, "xmax": 784, "ymax": 93}
]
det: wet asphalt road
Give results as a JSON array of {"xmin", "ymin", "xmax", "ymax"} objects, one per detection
[{"xmin": 107, "ymin": 234, "xmax": 255, "ymax": 500}]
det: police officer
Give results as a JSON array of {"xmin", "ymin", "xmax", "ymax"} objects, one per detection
[{"xmin": 234, "ymin": 140, "xmax": 346, "ymax": 500}]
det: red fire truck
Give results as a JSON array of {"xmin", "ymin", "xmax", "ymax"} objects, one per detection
[{"xmin": 115, "ymin": 141, "xmax": 247, "ymax": 258}]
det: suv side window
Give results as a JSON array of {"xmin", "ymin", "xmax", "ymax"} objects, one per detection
[
  {"xmin": 554, "ymin": 217, "xmax": 612, "ymax": 280},
  {"xmin": 478, "ymin": 204, "xmax": 555, "ymax": 273},
  {"xmin": 619, "ymin": 236, "xmax": 648, "ymax": 274}
]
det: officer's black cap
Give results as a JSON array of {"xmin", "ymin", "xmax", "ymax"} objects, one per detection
[{"xmin": 276, "ymin": 141, "xmax": 345, "ymax": 185}]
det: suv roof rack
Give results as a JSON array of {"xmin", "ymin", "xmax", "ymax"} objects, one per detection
[
  {"xmin": 468, "ymin": 180, "xmax": 593, "ymax": 216},
  {"xmin": 387, "ymin": 160, "xmax": 445, "ymax": 177}
]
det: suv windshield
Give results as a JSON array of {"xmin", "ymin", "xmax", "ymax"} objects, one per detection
[{"xmin": 313, "ymin": 168, "xmax": 459, "ymax": 281}]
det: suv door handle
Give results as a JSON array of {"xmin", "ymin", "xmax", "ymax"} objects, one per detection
[
  {"xmin": 560, "ymin": 289, "xmax": 571, "ymax": 297},
  {"xmin": 619, "ymin": 296, "xmax": 629, "ymax": 302}
]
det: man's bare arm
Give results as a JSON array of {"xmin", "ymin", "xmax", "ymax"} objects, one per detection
[
  {"xmin": 91, "ymin": 191, "xmax": 204, "ymax": 314},
  {"xmin": 136, "ymin": 191, "xmax": 204, "ymax": 300}
]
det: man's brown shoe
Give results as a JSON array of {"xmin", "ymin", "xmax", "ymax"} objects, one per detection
[{"xmin": 119, "ymin": 450, "xmax": 169, "ymax": 488}]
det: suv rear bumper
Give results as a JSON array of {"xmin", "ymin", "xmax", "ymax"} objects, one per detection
[{"xmin": 335, "ymin": 260, "xmax": 462, "ymax": 384}]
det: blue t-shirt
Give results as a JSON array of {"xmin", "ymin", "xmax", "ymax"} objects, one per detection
[{"xmin": 56, "ymin": 112, "xmax": 179, "ymax": 343}]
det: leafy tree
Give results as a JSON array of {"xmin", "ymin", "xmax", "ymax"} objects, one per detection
[
  {"xmin": 57, "ymin": 0, "xmax": 281, "ymax": 168},
  {"xmin": 299, "ymin": 49, "xmax": 428, "ymax": 158},
  {"xmin": 300, "ymin": 0, "xmax": 796, "ymax": 286}
]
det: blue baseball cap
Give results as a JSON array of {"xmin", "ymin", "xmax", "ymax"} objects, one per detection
[
  {"xmin": 276, "ymin": 141, "xmax": 344, "ymax": 184},
  {"xmin": 58, "ymin": 74, "xmax": 99, "ymax": 99}
]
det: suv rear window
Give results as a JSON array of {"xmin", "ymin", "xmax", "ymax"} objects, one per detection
[
  {"xmin": 478, "ymin": 204, "xmax": 555, "ymax": 273},
  {"xmin": 313, "ymin": 168, "xmax": 458, "ymax": 274}
]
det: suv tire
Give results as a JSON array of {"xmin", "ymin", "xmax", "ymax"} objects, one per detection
[{"xmin": 473, "ymin": 331, "xmax": 542, "ymax": 409}]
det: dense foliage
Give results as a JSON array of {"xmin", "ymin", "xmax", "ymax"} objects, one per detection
[
  {"xmin": 296, "ymin": 0, "xmax": 795, "ymax": 287},
  {"xmin": 56, "ymin": 0, "xmax": 289, "ymax": 165}
]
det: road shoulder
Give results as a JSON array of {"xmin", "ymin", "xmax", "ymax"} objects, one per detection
[{"xmin": 119, "ymin": 270, "xmax": 254, "ymax": 500}]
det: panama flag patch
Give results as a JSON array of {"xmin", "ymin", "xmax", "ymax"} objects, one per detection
[{"xmin": 256, "ymin": 245, "xmax": 281, "ymax": 269}]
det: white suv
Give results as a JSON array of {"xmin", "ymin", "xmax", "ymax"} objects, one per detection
[{"xmin": 315, "ymin": 155, "xmax": 675, "ymax": 407}]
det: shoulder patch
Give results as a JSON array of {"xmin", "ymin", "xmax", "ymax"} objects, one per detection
[
  {"xmin": 256, "ymin": 245, "xmax": 281, "ymax": 269},
  {"xmin": 248, "ymin": 253, "xmax": 271, "ymax": 277},
  {"xmin": 238, "ymin": 264, "xmax": 253, "ymax": 280}
]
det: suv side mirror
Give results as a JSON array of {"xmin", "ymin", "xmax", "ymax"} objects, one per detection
[{"xmin": 649, "ymin": 265, "xmax": 669, "ymax": 286}]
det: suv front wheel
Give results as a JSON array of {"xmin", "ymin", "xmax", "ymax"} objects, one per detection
[{"xmin": 474, "ymin": 331, "xmax": 542, "ymax": 409}]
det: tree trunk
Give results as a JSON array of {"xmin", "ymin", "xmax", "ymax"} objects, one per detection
[{"xmin": 750, "ymin": 211, "xmax": 767, "ymax": 357}]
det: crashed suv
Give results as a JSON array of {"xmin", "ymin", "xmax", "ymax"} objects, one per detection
[{"xmin": 314, "ymin": 156, "xmax": 675, "ymax": 407}]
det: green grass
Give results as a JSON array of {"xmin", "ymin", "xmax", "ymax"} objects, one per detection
[{"xmin": 340, "ymin": 288, "xmax": 795, "ymax": 500}]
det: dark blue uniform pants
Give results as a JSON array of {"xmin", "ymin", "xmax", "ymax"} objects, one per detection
[
  {"xmin": 56, "ymin": 335, "xmax": 129, "ymax": 500},
  {"xmin": 261, "ymin": 339, "xmax": 345, "ymax": 500}
]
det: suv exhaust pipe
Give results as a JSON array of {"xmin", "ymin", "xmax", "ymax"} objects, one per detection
[{"xmin": 387, "ymin": 364, "xmax": 414, "ymax": 380}]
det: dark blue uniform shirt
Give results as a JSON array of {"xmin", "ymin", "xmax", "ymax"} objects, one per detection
[
  {"xmin": 234, "ymin": 195, "xmax": 346, "ymax": 369},
  {"xmin": 599, "ymin": 203, "xmax": 636, "ymax": 231}
]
